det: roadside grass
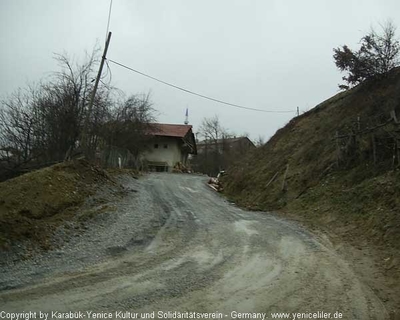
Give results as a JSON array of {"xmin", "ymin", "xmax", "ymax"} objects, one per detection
[
  {"xmin": 222, "ymin": 69, "xmax": 400, "ymax": 314},
  {"xmin": 223, "ymin": 68, "xmax": 400, "ymax": 252},
  {"xmin": 0, "ymin": 159, "xmax": 118, "ymax": 250}
]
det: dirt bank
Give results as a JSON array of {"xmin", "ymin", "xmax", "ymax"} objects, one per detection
[
  {"xmin": 0, "ymin": 174, "xmax": 390, "ymax": 319},
  {"xmin": 0, "ymin": 159, "xmax": 119, "ymax": 251}
]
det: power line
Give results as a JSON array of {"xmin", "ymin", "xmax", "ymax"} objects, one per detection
[{"xmin": 107, "ymin": 58, "xmax": 295, "ymax": 114}]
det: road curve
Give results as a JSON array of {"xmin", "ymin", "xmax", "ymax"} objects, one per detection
[{"xmin": 0, "ymin": 173, "xmax": 387, "ymax": 319}]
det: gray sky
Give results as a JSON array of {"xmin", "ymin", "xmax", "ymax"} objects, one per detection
[{"xmin": 1, "ymin": 0, "xmax": 399, "ymax": 141}]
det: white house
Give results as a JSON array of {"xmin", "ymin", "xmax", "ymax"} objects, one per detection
[{"xmin": 142, "ymin": 123, "xmax": 197, "ymax": 172}]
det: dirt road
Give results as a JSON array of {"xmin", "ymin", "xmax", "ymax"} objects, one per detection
[{"xmin": 0, "ymin": 174, "xmax": 388, "ymax": 319}]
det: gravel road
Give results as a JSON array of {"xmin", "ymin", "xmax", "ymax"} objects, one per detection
[{"xmin": 0, "ymin": 174, "xmax": 388, "ymax": 319}]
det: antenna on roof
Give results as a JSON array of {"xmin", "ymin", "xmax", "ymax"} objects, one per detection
[{"xmin": 184, "ymin": 107, "xmax": 189, "ymax": 125}]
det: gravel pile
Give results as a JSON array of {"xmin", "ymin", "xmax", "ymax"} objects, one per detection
[{"xmin": 0, "ymin": 174, "xmax": 168, "ymax": 291}]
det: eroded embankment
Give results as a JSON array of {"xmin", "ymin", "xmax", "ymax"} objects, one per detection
[
  {"xmin": 0, "ymin": 174, "xmax": 388, "ymax": 319},
  {"xmin": 0, "ymin": 159, "xmax": 122, "ymax": 251}
]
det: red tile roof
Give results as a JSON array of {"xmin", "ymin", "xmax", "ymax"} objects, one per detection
[{"xmin": 149, "ymin": 123, "xmax": 193, "ymax": 138}]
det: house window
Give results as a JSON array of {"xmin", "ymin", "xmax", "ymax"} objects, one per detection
[
  {"xmin": 154, "ymin": 144, "xmax": 159, "ymax": 149},
  {"xmin": 163, "ymin": 144, "xmax": 168, "ymax": 149}
]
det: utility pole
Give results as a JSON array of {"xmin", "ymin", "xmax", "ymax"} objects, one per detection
[
  {"xmin": 82, "ymin": 31, "xmax": 112, "ymax": 157},
  {"xmin": 297, "ymin": 107, "xmax": 300, "ymax": 117}
]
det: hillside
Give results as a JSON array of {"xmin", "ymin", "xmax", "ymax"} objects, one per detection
[
  {"xmin": 222, "ymin": 69, "xmax": 400, "ymax": 313},
  {"xmin": 0, "ymin": 159, "xmax": 121, "ymax": 252},
  {"xmin": 224, "ymin": 68, "xmax": 400, "ymax": 245}
]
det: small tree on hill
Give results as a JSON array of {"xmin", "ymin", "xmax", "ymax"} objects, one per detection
[{"xmin": 333, "ymin": 21, "xmax": 400, "ymax": 89}]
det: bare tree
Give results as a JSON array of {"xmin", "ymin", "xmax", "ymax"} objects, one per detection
[
  {"xmin": 199, "ymin": 115, "xmax": 228, "ymax": 145},
  {"xmin": 0, "ymin": 47, "xmax": 115, "ymax": 179},
  {"xmin": 254, "ymin": 135, "xmax": 265, "ymax": 147},
  {"xmin": 100, "ymin": 92, "xmax": 156, "ymax": 168},
  {"xmin": 46, "ymin": 48, "xmax": 108, "ymax": 159},
  {"xmin": 194, "ymin": 115, "xmax": 232, "ymax": 175},
  {"xmin": 0, "ymin": 86, "xmax": 41, "ymax": 165},
  {"xmin": 0, "ymin": 46, "xmax": 158, "ymax": 179}
]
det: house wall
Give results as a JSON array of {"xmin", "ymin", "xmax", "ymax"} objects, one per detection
[
  {"xmin": 142, "ymin": 136, "xmax": 184, "ymax": 171},
  {"xmin": 99, "ymin": 146, "xmax": 136, "ymax": 169}
]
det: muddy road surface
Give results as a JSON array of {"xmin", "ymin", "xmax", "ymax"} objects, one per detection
[{"xmin": 0, "ymin": 174, "xmax": 388, "ymax": 319}]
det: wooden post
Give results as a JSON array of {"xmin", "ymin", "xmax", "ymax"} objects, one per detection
[
  {"xmin": 82, "ymin": 31, "xmax": 112, "ymax": 156},
  {"xmin": 335, "ymin": 131, "xmax": 340, "ymax": 168},
  {"xmin": 281, "ymin": 164, "xmax": 289, "ymax": 192},
  {"xmin": 266, "ymin": 171, "xmax": 279, "ymax": 188}
]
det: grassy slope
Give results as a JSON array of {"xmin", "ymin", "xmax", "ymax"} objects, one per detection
[
  {"xmin": 0, "ymin": 159, "xmax": 116, "ymax": 250},
  {"xmin": 224, "ymin": 69, "xmax": 400, "ymax": 248},
  {"xmin": 223, "ymin": 70, "xmax": 400, "ymax": 314}
]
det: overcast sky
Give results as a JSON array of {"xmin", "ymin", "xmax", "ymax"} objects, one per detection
[{"xmin": 1, "ymin": 0, "xmax": 399, "ymax": 141}]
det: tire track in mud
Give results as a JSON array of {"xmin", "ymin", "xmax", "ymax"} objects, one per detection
[{"xmin": 0, "ymin": 173, "xmax": 388, "ymax": 319}]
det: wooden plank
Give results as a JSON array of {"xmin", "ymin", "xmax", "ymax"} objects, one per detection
[
  {"xmin": 266, "ymin": 171, "xmax": 279, "ymax": 188},
  {"xmin": 208, "ymin": 184, "xmax": 219, "ymax": 192}
]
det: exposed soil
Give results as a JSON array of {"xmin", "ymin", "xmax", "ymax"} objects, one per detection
[
  {"xmin": 272, "ymin": 207, "xmax": 400, "ymax": 320},
  {"xmin": 0, "ymin": 159, "xmax": 120, "ymax": 251},
  {"xmin": 223, "ymin": 69, "xmax": 400, "ymax": 253},
  {"xmin": 0, "ymin": 174, "xmax": 392, "ymax": 319},
  {"xmin": 221, "ymin": 69, "xmax": 400, "ymax": 318}
]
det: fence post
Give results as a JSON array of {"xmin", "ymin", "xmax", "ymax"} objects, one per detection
[
  {"xmin": 118, "ymin": 157, "xmax": 122, "ymax": 169},
  {"xmin": 335, "ymin": 131, "xmax": 340, "ymax": 168},
  {"xmin": 281, "ymin": 164, "xmax": 289, "ymax": 192},
  {"xmin": 266, "ymin": 171, "xmax": 279, "ymax": 188}
]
